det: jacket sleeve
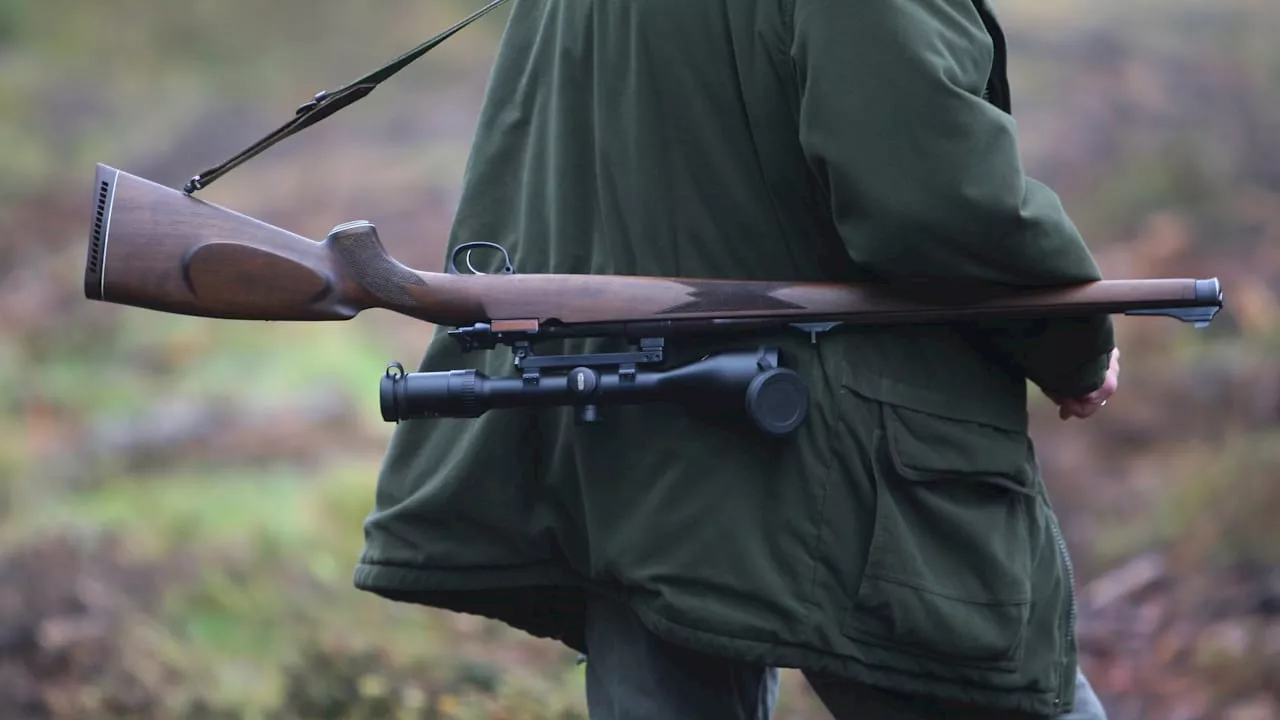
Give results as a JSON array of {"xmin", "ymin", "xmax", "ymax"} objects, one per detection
[{"xmin": 791, "ymin": 0, "xmax": 1114, "ymax": 397}]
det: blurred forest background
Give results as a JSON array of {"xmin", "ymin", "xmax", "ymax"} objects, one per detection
[{"xmin": 1, "ymin": 0, "xmax": 1277, "ymax": 717}]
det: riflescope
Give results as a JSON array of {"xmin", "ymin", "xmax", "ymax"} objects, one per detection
[{"xmin": 379, "ymin": 346, "xmax": 810, "ymax": 437}]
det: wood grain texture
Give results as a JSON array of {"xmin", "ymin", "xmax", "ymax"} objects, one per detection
[
  {"xmin": 93, "ymin": 164, "xmax": 359, "ymax": 320},
  {"xmin": 85, "ymin": 164, "xmax": 1221, "ymax": 330}
]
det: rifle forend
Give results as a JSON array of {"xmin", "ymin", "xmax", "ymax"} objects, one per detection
[{"xmin": 84, "ymin": 163, "xmax": 1225, "ymax": 335}]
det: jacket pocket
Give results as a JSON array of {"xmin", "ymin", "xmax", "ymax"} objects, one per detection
[{"xmin": 842, "ymin": 402, "xmax": 1036, "ymax": 672}]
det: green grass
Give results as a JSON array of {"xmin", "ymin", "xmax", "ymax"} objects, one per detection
[
  {"xmin": 1093, "ymin": 429, "xmax": 1280, "ymax": 568},
  {"xmin": 29, "ymin": 313, "xmax": 397, "ymax": 413},
  {"xmin": 17, "ymin": 457, "xmax": 587, "ymax": 716}
]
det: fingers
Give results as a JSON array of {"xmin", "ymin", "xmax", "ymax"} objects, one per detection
[
  {"xmin": 1055, "ymin": 348, "xmax": 1121, "ymax": 421},
  {"xmin": 1058, "ymin": 396, "xmax": 1105, "ymax": 420}
]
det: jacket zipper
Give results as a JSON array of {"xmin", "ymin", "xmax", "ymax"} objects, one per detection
[{"xmin": 1049, "ymin": 516, "xmax": 1077, "ymax": 708}]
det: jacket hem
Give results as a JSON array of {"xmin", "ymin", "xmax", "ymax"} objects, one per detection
[{"xmin": 353, "ymin": 561, "xmax": 1064, "ymax": 716}]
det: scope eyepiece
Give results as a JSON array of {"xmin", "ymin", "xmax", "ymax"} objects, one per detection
[{"xmin": 381, "ymin": 366, "xmax": 489, "ymax": 422}]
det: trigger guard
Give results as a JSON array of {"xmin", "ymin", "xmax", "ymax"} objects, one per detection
[{"xmin": 447, "ymin": 241, "xmax": 515, "ymax": 275}]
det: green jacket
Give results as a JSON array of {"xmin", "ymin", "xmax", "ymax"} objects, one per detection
[{"xmin": 354, "ymin": 0, "xmax": 1115, "ymax": 714}]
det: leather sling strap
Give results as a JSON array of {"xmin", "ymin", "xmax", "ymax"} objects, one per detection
[{"xmin": 183, "ymin": 0, "xmax": 513, "ymax": 195}]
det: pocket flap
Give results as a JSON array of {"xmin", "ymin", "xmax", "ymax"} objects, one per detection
[{"xmin": 884, "ymin": 404, "xmax": 1030, "ymax": 484}]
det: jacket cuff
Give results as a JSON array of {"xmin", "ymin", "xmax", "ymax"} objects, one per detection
[
  {"xmin": 995, "ymin": 315, "xmax": 1115, "ymax": 398},
  {"xmin": 1036, "ymin": 348, "xmax": 1112, "ymax": 398}
]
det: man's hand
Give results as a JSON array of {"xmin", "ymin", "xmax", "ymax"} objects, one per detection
[{"xmin": 1046, "ymin": 348, "xmax": 1121, "ymax": 421}]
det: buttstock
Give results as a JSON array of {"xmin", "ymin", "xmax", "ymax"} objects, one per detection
[{"xmin": 86, "ymin": 164, "xmax": 390, "ymax": 321}]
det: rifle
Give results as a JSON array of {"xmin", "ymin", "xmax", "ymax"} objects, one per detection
[{"xmin": 84, "ymin": 163, "xmax": 1224, "ymax": 436}]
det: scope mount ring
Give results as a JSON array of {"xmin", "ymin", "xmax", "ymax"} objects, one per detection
[{"xmin": 447, "ymin": 241, "xmax": 515, "ymax": 276}]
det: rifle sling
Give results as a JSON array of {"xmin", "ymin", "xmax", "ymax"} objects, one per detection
[{"xmin": 182, "ymin": 0, "xmax": 513, "ymax": 195}]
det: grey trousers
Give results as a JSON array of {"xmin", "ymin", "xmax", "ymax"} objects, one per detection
[{"xmin": 583, "ymin": 594, "xmax": 1107, "ymax": 720}]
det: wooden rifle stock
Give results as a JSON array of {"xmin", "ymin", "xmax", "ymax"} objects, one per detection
[{"xmin": 84, "ymin": 164, "xmax": 1224, "ymax": 335}]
